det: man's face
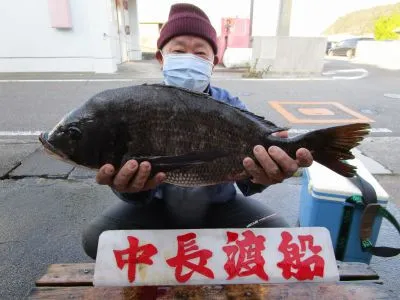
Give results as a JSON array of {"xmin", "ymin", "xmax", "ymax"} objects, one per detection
[{"xmin": 156, "ymin": 35, "xmax": 219, "ymax": 67}]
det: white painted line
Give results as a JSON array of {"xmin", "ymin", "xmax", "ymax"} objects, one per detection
[
  {"xmin": 384, "ymin": 93, "xmax": 400, "ymax": 99},
  {"xmin": 369, "ymin": 128, "xmax": 393, "ymax": 133},
  {"xmin": 0, "ymin": 131, "xmax": 42, "ymax": 136},
  {"xmin": 289, "ymin": 128, "xmax": 392, "ymax": 134},
  {"xmin": 322, "ymin": 68, "xmax": 368, "ymax": 80}
]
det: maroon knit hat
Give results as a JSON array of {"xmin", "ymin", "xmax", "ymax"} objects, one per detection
[{"xmin": 157, "ymin": 3, "xmax": 218, "ymax": 54}]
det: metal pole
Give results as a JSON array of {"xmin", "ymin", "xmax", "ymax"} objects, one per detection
[
  {"xmin": 249, "ymin": 0, "xmax": 254, "ymax": 47},
  {"xmin": 276, "ymin": 0, "xmax": 292, "ymax": 36}
]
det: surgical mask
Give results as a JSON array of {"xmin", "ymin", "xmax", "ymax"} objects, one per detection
[{"xmin": 162, "ymin": 53, "xmax": 213, "ymax": 92}]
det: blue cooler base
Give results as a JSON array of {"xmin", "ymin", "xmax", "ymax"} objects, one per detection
[{"xmin": 299, "ymin": 171, "xmax": 384, "ymax": 264}]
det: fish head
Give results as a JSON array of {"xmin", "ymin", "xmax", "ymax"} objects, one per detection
[{"xmin": 39, "ymin": 108, "xmax": 99, "ymax": 167}]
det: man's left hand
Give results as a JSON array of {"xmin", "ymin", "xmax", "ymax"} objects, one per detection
[{"xmin": 243, "ymin": 132, "xmax": 313, "ymax": 186}]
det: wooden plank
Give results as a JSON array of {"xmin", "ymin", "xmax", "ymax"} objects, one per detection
[
  {"xmin": 36, "ymin": 263, "xmax": 94, "ymax": 287},
  {"xmin": 337, "ymin": 261, "xmax": 379, "ymax": 281},
  {"xmin": 35, "ymin": 262, "xmax": 379, "ymax": 287},
  {"xmin": 28, "ymin": 283, "xmax": 396, "ymax": 300}
]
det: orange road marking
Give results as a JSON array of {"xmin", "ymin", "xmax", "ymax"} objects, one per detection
[
  {"xmin": 298, "ymin": 108, "xmax": 335, "ymax": 116},
  {"xmin": 269, "ymin": 101, "xmax": 374, "ymax": 124}
]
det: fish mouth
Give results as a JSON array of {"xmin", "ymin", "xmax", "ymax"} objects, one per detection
[{"xmin": 38, "ymin": 132, "xmax": 69, "ymax": 160}]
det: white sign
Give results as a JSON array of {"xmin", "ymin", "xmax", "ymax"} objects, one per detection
[{"xmin": 93, "ymin": 227, "xmax": 339, "ymax": 286}]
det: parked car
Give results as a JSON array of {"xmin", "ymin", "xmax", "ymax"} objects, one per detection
[
  {"xmin": 328, "ymin": 37, "xmax": 374, "ymax": 58},
  {"xmin": 325, "ymin": 41, "xmax": 334, "ymax": 54}
]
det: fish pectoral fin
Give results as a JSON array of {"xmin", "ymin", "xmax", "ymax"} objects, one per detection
[{"xmin": 130, "ymin": 151, "xmax": 227, "ymax": 175}]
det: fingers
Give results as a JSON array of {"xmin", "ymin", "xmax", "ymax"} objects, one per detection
[
  {"xmin": 243, "ymin": 157, "xmax": 268, "ymax": 184},
  {"xmin": 96, "ymin": 160, "xmax": 166, "ymax": 193},
  {"xmin": 295, "ymin": 148, "xmax": 313, "ymax": 168},
  {"xmin": 244, "ymin": 145, "xmax": 306, "ymax": 186},
  {"xmin": 112, "ymin": 160, "xmax": 139, "ymax": 191},
  {"xmin": 96, "ymin": 164, "xmax": 115, "ymax": 185},
  {"xmin": 267, "ymin": 146, "xmax": 298, "ymax": 178},
  {"xmin": 255, "ymin": 145, "xmax": 286, "ymax": 183},
  {"xmin": 128, "ymin": 162, "xmax": 151, "ymax": 192},
  {"xmin": 142, "ymin": 172, "xmax": 166, "ymax": 191},
  {"xmin": 272, "ymin": 130, "xmax": 289, "ymax": 138}
]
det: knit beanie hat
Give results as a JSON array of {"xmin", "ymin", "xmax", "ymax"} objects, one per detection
[{"xmin": 157, "ymin": 3, "xmax": 218, "ymax": 54}]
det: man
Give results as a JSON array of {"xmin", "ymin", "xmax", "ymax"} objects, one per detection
[{"xmin": 82, "ymin": 3, "xmax": 313, "ymax": 259}]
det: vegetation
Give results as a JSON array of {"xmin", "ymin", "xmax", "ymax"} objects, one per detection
[
  {"xmin": 323, "ymin": 2, "xmax": 400, "ymax": 36},
  {"xmin": 242, "ymin": 58, "xmax": 271, "ymax": 79},
  {"xmin": 374, "ymin": 14, "xmax": 400, "ymax": 40}
]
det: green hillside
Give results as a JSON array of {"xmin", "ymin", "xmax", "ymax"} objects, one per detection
[{"xmin": 323, "ymin": 2, "xmax": 400, "ymax": 35}]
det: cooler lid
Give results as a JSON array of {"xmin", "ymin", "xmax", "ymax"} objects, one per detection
[{"xmin": 305, "ymin": 158, "xmax": 389, "ymax": 202}]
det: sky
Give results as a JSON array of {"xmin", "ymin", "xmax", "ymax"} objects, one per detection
[{"xmin": 137, "ymin": 0, "xmax": 400, "ymax": 36}]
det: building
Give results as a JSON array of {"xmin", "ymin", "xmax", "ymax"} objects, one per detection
[{"xmin": 0, "ymin": 0, "xmax": 141, "ymax": 73}]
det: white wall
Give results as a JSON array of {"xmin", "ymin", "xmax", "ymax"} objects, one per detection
[
  {"xmin": 356, "ymin": 41, "xmax": 400, "ymax": 70},
  {"xmin": 252, "ymin": 36, "xmax": 326, "ymax": 74},
  {"xmin": 0, "ymin": 0, "xmax": 127, "ymax": 73}
]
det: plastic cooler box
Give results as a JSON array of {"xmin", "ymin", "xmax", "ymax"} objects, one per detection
[{"xmin": 299, "ymin": 158, "xmax": 389, "ymax": 263}]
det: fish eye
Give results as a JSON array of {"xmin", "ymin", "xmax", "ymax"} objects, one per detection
[{"xmin": 67, "ymin": 126, "xmax": 82, "ymax": 140}]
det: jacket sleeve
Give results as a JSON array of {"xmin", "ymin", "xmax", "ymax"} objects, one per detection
[
  {"xmin": 111, "ymin": 188, "xmax": 155, "ymax": 206},
  {"xmin": 236, "ymin": 179, "xmax": 268, "ymax": 196},
  {"xmin": 209, "ymin": 86, "xmax": 248, "ymax": 110}
]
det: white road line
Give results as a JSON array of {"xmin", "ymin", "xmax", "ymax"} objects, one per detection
[
  {"xmin": 289, "ymin": 128, "xmax": 392, "ymax": 134},
  {"xmin": 0, "ymin": 131, "xmax": 43, "ymax": 136},
  {"xmin": 321, "ymin": 68, "xmax": 369, "ymax": 80},
  {"xmin": 384, "ymin": 93, "xmax": 400, "ymax": 99}
]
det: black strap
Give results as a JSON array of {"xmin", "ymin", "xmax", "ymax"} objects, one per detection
[
  {"xmin": 335, "ymin": 205, "xmax": 354, "ymax": 261},
  {"xmin": 354, "ymin": 174, "xmax": 377, "ymax": 205},
  {"xmin": 355, "ymin": 174, "xmax": 400, "ymax": 257},
  {"xmin": 336, "ymin": 173, "xmax": 400, "ymax": 259}
]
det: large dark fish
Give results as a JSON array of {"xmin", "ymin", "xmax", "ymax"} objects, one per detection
[{"xmin": 39, "ymin": 84, "xmax": 370, "ymax": 186}]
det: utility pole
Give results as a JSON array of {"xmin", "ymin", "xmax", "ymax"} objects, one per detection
[
  {"xmin": 249, "ymin": 0, "xmax": 254, "ymax": 47},
  {"xmin": 276, "ymin": 0, "xmax": 292, "ymax": 36}
]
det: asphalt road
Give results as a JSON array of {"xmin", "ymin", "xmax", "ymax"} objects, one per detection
[
  {"xmin": 1, "ymin": 58, "xmax": 400, "ymax": 299},
  {"xmin": 1, "ymin": 61, "xmax": 399, "ymax": 135}
]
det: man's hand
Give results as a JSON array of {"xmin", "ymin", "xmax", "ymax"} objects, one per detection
[
  {"xmin": 243, "ymin": 131, "xmax": 313, "ymax": 186},
  {"xmin": 95, "ymin": 160, "xmax": 166, "ymax": 193}
]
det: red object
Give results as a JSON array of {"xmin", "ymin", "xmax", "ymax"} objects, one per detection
[
  {"xmin": 217, "ymin": 18, "xmax": 251, "ymax": 63},
  {"xmin": 166, "ymin": 232, "xmax": 214, "ymax": 283},
  {"xmin": 277, "ymin": 231, "xmax": 325, "ymax": 280},
  {"xmin": 157, "ymin": 3, "xmax": 218, "ymax": 54},
  {"xmin": 222, "ymin": 230, "xmax": 269, "ymax": 281},
  {"xmin": 113, "ymin": 236, "xmax": 158, "ymax": 283}
]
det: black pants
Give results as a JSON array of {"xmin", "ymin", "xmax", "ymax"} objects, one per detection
[{"xmin": 82, "ymin": 194, "xmax": 288, "ymax": 259}]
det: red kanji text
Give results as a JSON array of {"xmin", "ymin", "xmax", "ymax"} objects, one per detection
[
  {"xmin": 277, "ymin": 231, "xmax": 325, "ymax": 280},
  {"xmin": 166, "ymin": 232, "xmax": 214, "ymax": 283},
  {"xmin": 113, "ymin": 236, "xmax": 158, "ymax": 283},
  {"xmin": 222, "ymin": 230, "xmax": 269, "ymax": 281}
]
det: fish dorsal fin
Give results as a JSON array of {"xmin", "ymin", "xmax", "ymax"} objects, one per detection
[
  {"xmin": 236, "ymin": 109, "xmax": 288, "ymax": 132},
  {"xmin": 142, "ymin": 83, "xmax": 289, "ymax": 132}
]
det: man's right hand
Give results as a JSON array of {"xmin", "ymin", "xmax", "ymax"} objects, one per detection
[{"xmin": 95, "ymin": 160, "xmax": 166, "ymax": 193}]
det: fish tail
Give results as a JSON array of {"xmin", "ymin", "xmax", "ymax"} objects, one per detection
[{"xmin": 269, "ymin": 123, "xmax": 371, "ymax": 177}]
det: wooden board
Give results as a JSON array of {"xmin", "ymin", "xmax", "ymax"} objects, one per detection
[
  {"xmin": 36, "ymin": 263, "xmax": 94, "ymax": 287},
  {"xmin": 336, "ymin": 261, "xmax": 379, "ymax": 281},
  {"xmin": 35, "ymin": 262, "xmax": 379, "ymax": 287},
  {"xmin": 28, "ymin": 283, "xmax": 396, "ymax": 300}
]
